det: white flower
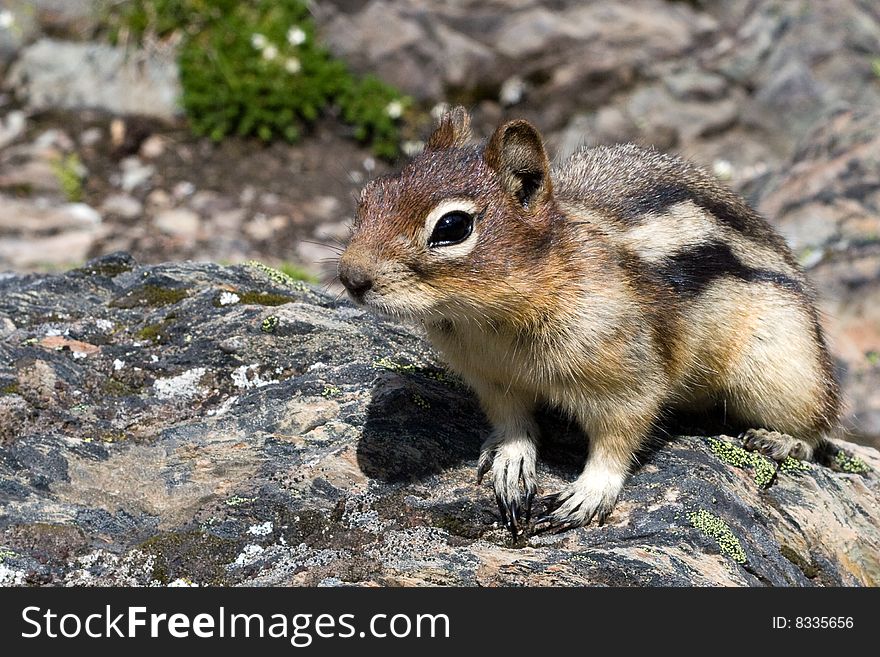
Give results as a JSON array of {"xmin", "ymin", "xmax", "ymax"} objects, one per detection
[
  {"xmin": 430, "ymin": 102, "xmax": 450, "ymax": 120},
  {"xmin": 712, "ymin": 159, "xmax": 733, "ymax": 180},
  {"xmin": 284, "ymin": 57, "xmax": 302, "ymax": 74},
  {"xmin": 250, "ymin": 33, "xmax": 268, "ymax": 50},
  {"xmin": 262, "ymin": 44, "xmax": 278, "ymax": 61},
  {"xmin": 218, "ymin": 291, "xmax": 240, "ymax": 306},
  {"xmin": 385, "ymin": 100, "xmax": 404, "ymax": 119},
  {"xmin": 402, "ymin": 140, "xmax": 425, "ymax": 157},
  {"xmin": 287, "ymin": 26, "xmax": 307, "ymax": 46},
  {"xmin": 0, "ymin": 10, "xmax": 14, "ymax": 29}
]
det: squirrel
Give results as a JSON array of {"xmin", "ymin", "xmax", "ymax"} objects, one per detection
[{"xmin": 338, "ymin": 106, "xmax": 841, "ymax": 539}]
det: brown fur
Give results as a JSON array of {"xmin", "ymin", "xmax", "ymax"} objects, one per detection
[{"xmin": 338, "ymin": 107, "xmax": 841, "ymax": 535}]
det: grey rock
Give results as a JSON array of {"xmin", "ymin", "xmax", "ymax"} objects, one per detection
[
  {"xmin": 154, "ymin": 208, "xmax": 201, "ymax": 239},
  {"xmin": 119, "ymin": 157, "xmax": 155, "ymax": 192},
  {"xmin": 0, "ymin": 110, "xmax": 26, "ymax": 150},
  {"xmin": 664, "ymin": 69, "xmax": 729, "ymax": 101},
  {"xmin": 0, "ymin": 197, "xmax": 104, "ymax": 270},
  {"xmin": 318, "ymin": 0, "xmax": 716, "ymax": 118},
  {"xmin": 100, "ymin": 194, "xmax": 143, "ymax": 220},
  {"xmin": 12, "ymin": 0, "xmax": 100, "ymax": 38},
  {"xmin": 8, "ymin": 38, "xmax": 182, "ymax": 120},
  {"xmin": 0, "ymin": 253, "xmax": 877, "ymax": 586},
  {"xmin": 0, "ymin": 2, "xmax": 39, "ymax": 66},
  {"xmin": 713, "ymin": 0, "xmax": 880, "ymax": 157}
]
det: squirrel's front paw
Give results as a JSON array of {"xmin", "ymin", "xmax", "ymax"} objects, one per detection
[
  {"xmin": 535, "ymin": 470, "xmax": 624, "ymax": 533},
  {"xmin": 477, "ymin": 437, "xmax": 537, "ymax": 540}
]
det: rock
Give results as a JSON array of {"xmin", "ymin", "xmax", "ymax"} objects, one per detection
[
  {"xmin": 757, "ymin": 108, "xmax": 880, "ymax": 442},
  {"xmin": 8, "ymin": 38, "xmax": 182, "ymax": 120},
  {"xmin": 153, "ymin": 208, "xmax": 201, "ymax": 239},
  {"xmin": 0, "ymin": 253, "xmax": 877, "ymax": 586},
  {"xmin": 139, "ymin": 134, "xmax": 167, "ymax": 160},
  {"xmin": 0, "ymin": 3, "xmax": 39, "ymax": 66},
  {"xmin": 627, "ymin": 84, "xmax": 742, "ymax": 143},
  {"xmin": 79, "ymin": 126, "xmax": 103, "ymax": 148},
  {"xmin": 13, "ymin": 0, "xmax": 100, "ymax": 39},
  {"xmin": 664, "ymin": 68, "xmax": 729, "ymax": 101},
  {"xmin": 0, "ymin": 140, "xmax": 67, "ymax": 198},
  {"xmin": 318, "ymin": 0, "xmax": 716, "ymax": 119},
  {"xmin": 0, "ymin": 110, "xmax": 26, "ymax": 150},
  {"xmin": 100, "ymin": 194, "xmax": 143, "ymax": 220},
  {"xmin": 118, "ymin": 157, "xmax": 155, "ymax": 192},
  {"xmin": 0, "ymin": 394, "xmax": 30, "ymax": 446},
  {"xmin": 710, "ymin": 0, "xmax": 880, "ymax": 157},
  {"xmin": 0, "ymin": 196, "xmax": 104, "ymax": 270}
]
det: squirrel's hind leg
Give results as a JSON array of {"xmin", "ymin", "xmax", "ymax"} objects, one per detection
[{"xmin": 740, "ymin": 428, "xmax": 815, "ymax": 461}]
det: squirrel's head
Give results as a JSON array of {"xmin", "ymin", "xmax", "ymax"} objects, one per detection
[{"xmin": 338, "ymin": 106, "xmax": 560, "ymax": 322}]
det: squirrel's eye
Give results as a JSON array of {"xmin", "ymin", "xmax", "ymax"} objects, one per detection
[{"xmin": 428, "ymin": 211, "xmax": 474, "ymax": 248}]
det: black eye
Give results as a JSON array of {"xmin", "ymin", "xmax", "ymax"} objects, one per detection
[{"xmin": 428, "ymin": 211, "xmax": 474, "ymax": 248}]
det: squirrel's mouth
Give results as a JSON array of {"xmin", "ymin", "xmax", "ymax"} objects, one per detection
[{"xmin": 350, "ymin": 286, "xmax": 437, "ymax": 323}]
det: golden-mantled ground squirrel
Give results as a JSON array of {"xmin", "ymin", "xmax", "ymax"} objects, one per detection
[{"xmin": 338, "ymin": 107, "xmax": 840, "ymax": 538}]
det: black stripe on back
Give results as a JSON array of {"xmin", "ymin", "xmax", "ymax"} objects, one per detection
[
  {"xmin": 620, "ymin": 182, "xmax": 766, "ymax": 240},
  {"xmin": 658, "ymin": 241, "xmax": 805, "ymax": 298}
]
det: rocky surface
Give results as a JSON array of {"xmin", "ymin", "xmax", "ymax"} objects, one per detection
[
  {"xmin": 0, "ymin": 255, "xmax": 878, "ymax": 586},
  {"xmin": 1, "ymin": 0, "xmax": 879, "ymax": 446}
]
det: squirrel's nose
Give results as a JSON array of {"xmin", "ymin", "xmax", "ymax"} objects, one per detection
[{"xmin": 338, "ymin": 260, "xmax": 374, "ymax": 300}]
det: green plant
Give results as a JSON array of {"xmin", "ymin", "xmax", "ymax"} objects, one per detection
[
  {"xmin": 108, "ymin": 0, "xmax": 407, "ymax": 157},
  {"xmin": 278, "ymin": 262, "xmax": 318, "ymax": 284},
  {"xmin": 51, "ymin": 153, "xmax": 85, "ymax": 202}
]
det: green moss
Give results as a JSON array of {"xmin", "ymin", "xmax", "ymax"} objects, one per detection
[
  {"xmin": 138, "ymin": 531, "xmax": 239, "ymax": 586},
  {"xmin": 99, "ymin": 431, "xmax": 128, "ymax": 443},
  {"xmin": 707, "ymin": 437, "xmax": 778, "ymax": 488},
  {"xmin": 136, "ymin": 322, "xmax": 169, "ymax": 344},
  {"xmin": 866, "ymin": 351, "xmax": 879, "ymax": 366},
  {"xmin": 279, "ymin": 263, "xmax": 319, "ymax": 284},
  {"xmin": 371, "ymin": 356, "xmax": 458, "ymax": 384},
  {"xmin": 780, "ymin": 544, "xmax": 819, "ymax": 579},
  {"xmin": 224, "ymin": 495, "xmax": 257, "ymax": 507},
  {"xmin": 411, "ymin": 393, "xmax": 430, "ymax": 409},
  {"xmin": 246, "ymin": 260, "xmax": 309, "ymax": 292},
  {"xmin": 1, "ymin": 381, "xmax": 20, "ymax": 395},
  {"xmin": 780, "ymin": 456, "xmax": 811, "ymax": 474},
  {"xmin": 101, "ymin": 379, "xmax": 140, "ymax": 397},
  {"xmin": 321, "ymin": 385, "xmax": 340, "ymax": 398},
  {"xmin": 688, "ymin": 509, "xmax": 747, "ymax": 564},
  {"xmin": 111, "ymin": 284, "xmax": 187, "ymax": 309},
  {"xmin": 833, "ymin": 450, "xmax": 871, "ymax": 474},
  {"xmin": 238, "ymin": 291, "xmax": 295, "ymax": 306},
  {"xmin": 261, "ymin": 315, "xmax": 280, "ymax": 333},
  {"xmin": 372, "ymin": 356, "xmax": 419, "ymax": 373},
  {"xmin": 873, "ymin": 58, "xmax": 880, "ymax": 79},
  {"xmin": 51, "ymin": 153, "xmax": 84, "ymax": 202}
]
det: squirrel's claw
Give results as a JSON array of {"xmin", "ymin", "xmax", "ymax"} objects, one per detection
[
  {"xmin": 533, "ymin": 491, "xmax": 602, "ymax": 534},
  {"xmin": 495, "ymin": 484, "xmax": 534, "ymax": 542},
  {"xmin": 477, "ymin": 439, "xmax": 537, "ymax": 541},
  {"xmin": 476, "ymin": 454, "xmax": 493, "ymax": 485}
]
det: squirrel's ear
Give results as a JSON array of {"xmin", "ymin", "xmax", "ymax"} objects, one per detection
[
  {"xmin": 484, "ymin": 120, "xmax": 552, "ymax": 210},
  {"xmin": 426, "ymin": 106, "xmax": 471, "ymax": 150}
]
